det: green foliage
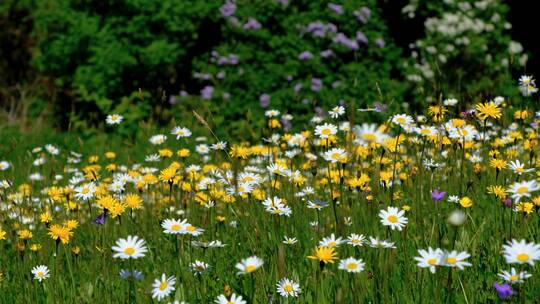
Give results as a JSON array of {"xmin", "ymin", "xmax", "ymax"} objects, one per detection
[
  {"xmin": 187, "ymin": 0, "xmax": 404, "ymax": 138},
  {"xmin": 31, "ymin": 0, "xmax": 221, "ymax": 132},
  {"xmin": 402, "ymin": 0, "xmax": 525, "ymax": 103}
]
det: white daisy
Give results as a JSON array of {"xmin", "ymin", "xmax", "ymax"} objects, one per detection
[
  {"xmin": 152, "ymin": 274, "xmax": 176, "ymax": 301},
  {"xmin": 74, "ymin": 182, "xmax": 96, "ymax": 201},
  {"xmin": 441, "ymin": 250, "xmax": 471, "ymax": 269},
  {"xmin": 338, "ymin": 257, "xmax": 365, "ymax": 273},
  {"xmin": 319, "ymin": 233, "xmax": 345, "ymax": 248},
  {"xmin": 414, "ymin": 247, "xmax": 443, "ymax": 273},
  {"xmin": 0, "ymin": 161, "xmax": 11, "ymax": 171},
  {"xmin": 149, "ymin": 134, "xmax": 168, "ymax": 145},
  {"xmin": 314, "ymin": 123, "xmax": 338, "ymax": 139},
  {"xmin": 171, "ymin": 126, "xmax": 192, "ymax": 139},
  {"xmin": 329, "ymin": 105, "xmax": 345, "ymax": 119},
  {"xmin": 215, "ymin": 293, "xmax": 246, "ymax": 304},
  {"xmin": 106, "ymin": 114, "xmax": 123, "ymax": 125},
  {"xmin": 111, "ymin": 235, "xmax": 148, "ymax": 259},
  {"xmin": 391, "ymin": 114, "xmax": 414, "ymax": 128},
  {"xmin": 508, "ymin": 160, "xmax": 534, "ymax": 175},
  {"xmin": 502, "ymin": 239, "xmax": 540, "ymax": 265},
  {"xmin": 161, "ymin": 218, "xmax": 188, "ymax": 234},
  {"xmin": 346, "ymin": 233, "xmax": 366, "ymax": 247},
  {"xmin": 31, "ymin": 265, "xmax": 50, "ymax": 282},
  {"xmin": 379, "ymin": 206, "xmax": 408, "ymax": 231},
  {"xmin": 276, "ymin": 278, "xmax": 301, "ymax": 297},
  {"xmin": 498, "ymin": 267, "xmax": 532, "ymax": 284},
  {"xmin": 322, "ymin": 148, "xmax": 347, "ymax": 163},
  {"xmin": 508, "ymin": 180, "xmax": 539, "ymax": 203},
  {"xmin": 235, "ymin": 256, "xmax": 264, "ymax": 275}
]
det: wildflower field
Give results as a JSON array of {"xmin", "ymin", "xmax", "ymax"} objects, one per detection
[{"xmin": 2, "ymin": 84, "xmax": 540, "ymax": 303}]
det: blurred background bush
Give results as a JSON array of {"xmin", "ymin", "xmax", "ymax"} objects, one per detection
[{"xmin": 0, "ymin": 0, "xmax": 535, "ymax": 140}]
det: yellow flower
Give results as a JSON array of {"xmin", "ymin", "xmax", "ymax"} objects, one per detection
[
  {"xmin": 159, "ymin": 166, "xmax": 177, "ymax": 183},
  {"xmin": 124, "ymin": 193, "xmax": 143, "ymax": 209},
  {"xmin": 30, "ymin": 244, "xmax": 42, "ymax": 252},
  {"xmin": 307, "ymin": 246, "xmax": 338, "ymax": 264},
  {"xmin": 475, "ymin": 102, "xmax": 501, "ymax": 120},
  {"xmin": 487, "ymin": 185, "xmax": 506, "ymax": 200},
  {"xmin": 489, "ymin": 159, "xmax": 507, "ymax": 170},
  {"xmin": 105, "ymin": 151, "xmax": 116, "ymax": 159},
  {"xmin": 40, "ymin": 212, "xmax": 52, "ymax": 223},
  {"xmin": 428, "ymin": 105, "xmax": 448, "ymax": 122},
  {"xmin": 48, "ymin": 225, "xmax": 73, "ymax": 244},
  {"xmin": 230, "ymin": 145, "xmax": 251, "ymax": 159},
  {"xmin": 0, "ymin": 229, "xmax": 6, "ymax": 240},
  {"xmin": 63, "ymin": 220, "xmax": 79, "ymax": 230},
  {"xmin": 18, "ymin": 229, "xmax": 33, "ymax": 240},
  {"xmin": 459, "ymin": 197, "xmax": 473, "ymax": 208},
  {"xmin": 159, "ymin": 149, "xmax": 173, "ymax": 157},
  {"xmin": 176, "ymin": 148, "xmax": 190, "ymax": 157}
]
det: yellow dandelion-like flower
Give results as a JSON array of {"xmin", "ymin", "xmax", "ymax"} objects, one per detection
[
  {"xmin": 48, "ymin": 225, "xmax": 73, "ymax": 244},
  {"xmin": 307, "ymin": 246, "xmax": 338, "ymax": 264},
  {"xmin": 475, "ymin": 102, "xmax": 501, "ymax": 120}
]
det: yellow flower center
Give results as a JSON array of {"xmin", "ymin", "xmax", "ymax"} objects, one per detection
[
  {"xmin": 427, "ymin": 258, "xmax": 437, "ymax": 266},
  {"xmin": 396, "ymin": 117, "xmax": 406, "ymax": 124},
  {"xmin": 245, "ymin": 265, "xmax": 257, "ymax": 273},
  {"xmin": 124, "ymin": 247, "xmax": 135, "ymax": 255},
  {"xmin": 509, "ymin": 275, "xmax": 519, "ymax": 281},
  {"xmin": 283, "ymin": 284, "xmax": 293, "ymax": 293},
  {"xmin": 446, "ymin": 257, "xmax": 457, "ymax": 264},
  {"xmin": 159, "ymin": 282, "xmax": 168, "ymax": 291},
  {"xmin": 517, "ymin": 186, "xmax": 529, "ymax": 194},
  {"xmin": 331, "ymin": 153, "xmax": 341, "ymax": 160},
  {"xmin": 387, "ymin": 215, "xmax": 398, "ymax": 223},
  {"xmin": 346, "ymin": 263, "xmax": 358, "ymax": 270},
  {"xmin": 37, "ymin": 271, "xmax": 44, "ymax": 277},
  {"xmin": 363, "ymin": 133, "xmax": 376, "ymax": 142},
  {"xmin": 517, "ymin": 253, "xmax": 529, "ymax": 262},
  {"xmin": 171, "ymin": 224, "xmax": 181, "ymax": 231},
  {"xmin": 82, "ymin": 188, "xmax": 90, "ymax": 194},
  {"xmin": 186, "ymin": 225, "xmax": 196, "ymax": 232},
  {"xmin": 322, "ymin": 128, "xmax": 331, "ymax": 135}
]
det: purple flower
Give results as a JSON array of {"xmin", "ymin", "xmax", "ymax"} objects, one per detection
[
  {"xmin": 201, "ymin": 86, "xmax": 214, "ymax": 100},
  {"xmin": 243, "ymin": 17, "xmax": 261, "ymax": 30},
  {"xmin": 298, "ymin": 51, "xmax": 314, "ymax": 61},
  {"xmin": 259, "ymin": 94, "xmax": 271, "ymax": 108},
  {"xmin": 219, "ymin": 1, "xmax": 236, "ymax": 17},
  {"xmin": 327, "ymin": 3, "xmax": 343, "ymax": 14},
  {"xmin": 431, "ymin": 190, "xmax": 446, "ymax": 203},
  {"xmin": 353, "ymin": 7, "xmax": 371, "ymax": 23},
  {"xmin": 311, "ymin": 78, "xmax": 322, "ymax": 92},
  {"xmin": 356, "ymin": 31, "xmax": 368, "ymax": 44},
  {"xmin": 281, "ymin": 117, "xmax": 292, "ymax": 132},
  {"xmin": 168, "ymin": 95, "xmax": 177, "ymax": 105},
  {"xmin": 333, "ymin": 33, "xmax": 359, "ymax": 50},
  {"xmin": 179, "ymin": 90, "xmax": 188, "ymax": 97},
  {"xmin": 503, "ymin": 198, "xmax": 513, "ymax": 207},
  {"xmin": 92, "ymin": 213, "xmax": 106, "ymax": 225},
  {"xmin": 228, "ymin": 54, "xmax": 239, "ymax": 65},
  {"xmin": 294, "ymin": 83, "xmax": 303, "ymax": 93},
  {"xmin": 375, "ymin": 38, "xmax": 385, "ymax": 48},
  {"xmin": 493, "ymin": 282, "xmax": 514, "ymax": 299},
  {"xmin": 320, "ymin": 49, "xmax": 334, "ymax": 58}
]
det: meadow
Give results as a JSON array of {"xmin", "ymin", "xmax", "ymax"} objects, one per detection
[{"xmin": 1, "ymin": 76, "xmax": 540, "ymax": 303}]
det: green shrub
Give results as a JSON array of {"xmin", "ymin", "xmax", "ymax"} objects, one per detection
[
  {"xmin": 30, "ymin": 0, "xmax": 403, "ymax": 139},
  {"xmin": 401, "ymin": 0, "xmax": 526, "ymax": 105}
]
